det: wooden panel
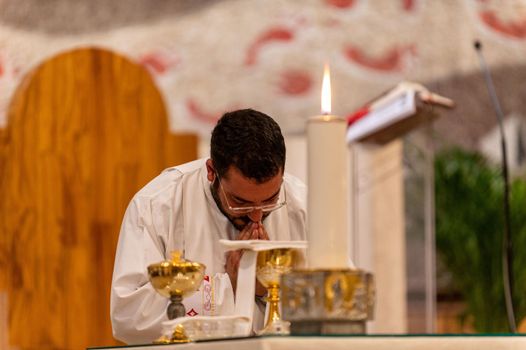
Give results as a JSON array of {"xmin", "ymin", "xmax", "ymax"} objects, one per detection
[
  {"xmin": 0, "ymin": 48, "xmax": 197, "ymax": 350},
  {"xmin": 0, "ymin": 127, "xmax": 9, "ymax": 350}
]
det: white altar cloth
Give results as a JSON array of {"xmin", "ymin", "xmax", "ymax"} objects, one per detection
[{"xmin": 88, "ymin": 335, "xmax": 526, "ymax": 350}]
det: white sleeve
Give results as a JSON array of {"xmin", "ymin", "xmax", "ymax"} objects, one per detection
[{"xmin": 110, "ymin": 198, "xmax": 168, "ymax": 344}]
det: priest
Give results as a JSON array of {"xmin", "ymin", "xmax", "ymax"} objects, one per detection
[{"xmin": 110, "ymin": 108, "xmax": 307, "ymax": 344}]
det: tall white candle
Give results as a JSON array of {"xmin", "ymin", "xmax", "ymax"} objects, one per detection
[{"xmin": 306, "ymin": 65, "xmax": 351, "ymax": 269}]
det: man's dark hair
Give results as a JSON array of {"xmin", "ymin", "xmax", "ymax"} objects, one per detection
[{"xmin": 211, "ymin": 109, "xmax": 286, "ymax": 182}]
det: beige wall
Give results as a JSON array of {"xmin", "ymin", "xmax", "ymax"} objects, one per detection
[{"xmin": 2, "ymin": 1, "xmax": 526, "ymax": 135}]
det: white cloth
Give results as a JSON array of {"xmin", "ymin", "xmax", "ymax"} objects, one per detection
[
  {"xmin": 110, "ymin": 158, "xmax": 307, "ymax": 344},
  {"xmin": 220, "ymin": 240, "xmax": 307, "ymax": 336}
]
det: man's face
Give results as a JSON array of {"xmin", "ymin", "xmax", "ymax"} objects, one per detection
[{"xmin": 207, "ymin": 161, "xmax": 283, "ymax": 231}]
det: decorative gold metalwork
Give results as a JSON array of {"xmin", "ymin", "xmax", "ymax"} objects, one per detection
[
  {"xmin": 148, "ymin": 251, "xmax": 206, "ymax": 343},
  {"xmin": 256, "ymin": 248, "xmax": 297, "ymax": 335},
  {"xmin": 281, "ymin": 269, "xmax": 375, "ymax": 334},
  {"xmin": 153, "ymin": 324, "xmax": 190, "ymax": 344}
]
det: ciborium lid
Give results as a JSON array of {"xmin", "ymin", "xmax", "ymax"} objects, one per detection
[{"xmin": 151, "ymin": 251, "xmax": 204, "ymax": 269}]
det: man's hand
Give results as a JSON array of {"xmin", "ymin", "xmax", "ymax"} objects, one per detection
[
  {"xmin": 251, "ymin": 222, "xmax": 269, "ymax": 240},
  {"xmin": 225, "ymin": 222, "xmax": 269, "ymax": 296}
]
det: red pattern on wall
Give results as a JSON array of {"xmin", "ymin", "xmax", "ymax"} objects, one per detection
[
  {"xmin": 2, "ymin": 1, "xmax": 526, "ymax": 136},
  {"xmin": 278, "ymin": 69, "xmax": 313, "ymax": 96},
  {"xmin": 479, "ymin": 10, "xmax": 526, "ymax": 39},
  {"xmin": 325, "ymin": 0, "xmax": 356, "ymax": 9},
  {"xmin": 245, "ymin": 27, "xmax": 294, "ymax": 66},
  {"xmin": 139, "ymin": 51, "xmax": 180, "ymax": 74},
  {"xmin": 402, "ymin": 0, "xmax": 416, "ymax": 12},
  {"xmin": 186, "ymin": 98, "xmax": 222, "ymax": 124},
  {"xmin": 343, "ymin": 44, "xmax": 416, "ymax": 72}
]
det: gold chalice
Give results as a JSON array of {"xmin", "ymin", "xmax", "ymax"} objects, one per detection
[
  {"xmin": 148, "ymin": 251, "xmax": 205, "ymax": 343},
  {"xmin": 256, "ymin": 248, "xmax": 297, "ymax": 335}
]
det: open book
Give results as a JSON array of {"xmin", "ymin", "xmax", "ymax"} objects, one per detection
[{"xmin": 346, "ymin": 81, "xmax": 454, "ymax": 144}]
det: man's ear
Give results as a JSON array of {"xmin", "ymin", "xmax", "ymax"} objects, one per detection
[{"xmin": 206, "ymin": 159, "xmax": 215, "ymax": 182}]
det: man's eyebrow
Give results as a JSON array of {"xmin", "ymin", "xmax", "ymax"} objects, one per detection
[{"xmin": 232, "ymin": 187, "xmax": 281, "ymax": 204}]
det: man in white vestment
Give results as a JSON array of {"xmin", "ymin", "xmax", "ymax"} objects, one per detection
[{"xmin": 110, "ymin": 109, "xmax": 307, "ymax": 344}]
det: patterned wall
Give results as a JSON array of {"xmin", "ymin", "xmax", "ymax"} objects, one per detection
[{"xmin": 1, "ymin": 0, "xmax": 526, "ymax": 138}]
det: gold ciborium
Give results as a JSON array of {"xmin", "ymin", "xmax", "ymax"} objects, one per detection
[
  {"xmin": 256, "ymin": 248, "xmax": 297, "ymax": 335},
  {"xmin": 148, "ymin": 251, "xmax": 205, "ymax": 343}
]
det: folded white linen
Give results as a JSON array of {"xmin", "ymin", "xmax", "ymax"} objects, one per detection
[{"xmin": 219, "ymin": 239, "xmax": 307, "ymax": 335}]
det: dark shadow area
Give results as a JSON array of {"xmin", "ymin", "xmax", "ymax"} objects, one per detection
[
  {"xmin": 425, "ymin": 64, "xmax": 526, "ymax": 150},
  {"xmin": 0, "ymin": 0, "xmax": 231, "ymax": 35}
]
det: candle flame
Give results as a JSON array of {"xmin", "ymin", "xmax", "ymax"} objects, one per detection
[{"xmin": 321, "ymin": 64, "xmax": 331, "ymax": 115}]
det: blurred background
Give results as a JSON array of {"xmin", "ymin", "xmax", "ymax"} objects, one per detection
[{"xmin": 1, "ymin": 0, "xmax": 526, "ymax": 349}]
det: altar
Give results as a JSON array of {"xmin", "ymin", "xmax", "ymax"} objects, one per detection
[{"xmin": 88, "ymin": 335, "xmax": 526, "ymax": 350}]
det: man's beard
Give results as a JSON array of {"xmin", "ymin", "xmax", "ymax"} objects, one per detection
[{"xmin": 210, "ymin": 178, "xmax": 269, "ymax": 232}]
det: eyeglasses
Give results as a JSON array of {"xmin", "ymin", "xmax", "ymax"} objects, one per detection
[{"xmin": 216, "ymin": 174, "xmax": 287, "ymax": 214}]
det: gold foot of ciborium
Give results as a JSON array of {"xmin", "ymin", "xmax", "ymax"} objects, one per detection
[
  {"xmin": 256, "ymin": 248, "xmax": 297, "ymax": 335},
  {"xmin": 148, "ymin": 251, "xmax": 206, "ymax": 343}
]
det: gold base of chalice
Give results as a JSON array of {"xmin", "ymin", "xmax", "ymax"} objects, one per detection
[
  {"xmin": 148, "ymin": 251, "xmax": 206, "ymax": 343},
  {"xmin": 153, "ymin": 324, "xmax": 190, "ymax": 344},
  {"xmin": 256, "ymin": 248, "xmax": 297, "ymax": 335}
]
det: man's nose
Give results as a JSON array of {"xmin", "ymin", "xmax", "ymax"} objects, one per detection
[{"xmin": 248, "ymin": 208, "xmax": 263, "ymax": 223}]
